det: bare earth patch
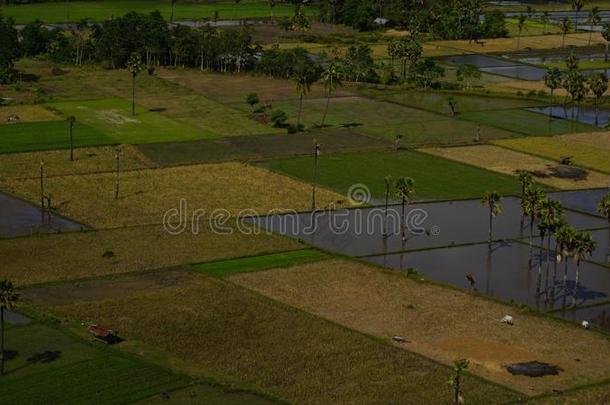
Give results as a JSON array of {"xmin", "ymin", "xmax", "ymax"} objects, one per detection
[
  {"xmin": 0, "ymin": 105, "xmax": 60, "ymax": 124},
  {"xmin": 421, "ymin": 145, "xmax": 610, "ymax": 189},
  {"xmin": 0, "ymin": 162, "xmax": 346, "ymax": 228},
  {"xmin": 0, "ymin": 145, "xmax": 156, "ymax": 178},
  {"xmin": 230, "ymin": 259, "xmax": 610, "ymax": 395},
  {"xmin": 0, "ymin": 223, "xmax": 301, "ymax": 286}
]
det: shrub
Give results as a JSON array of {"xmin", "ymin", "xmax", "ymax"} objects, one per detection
[{"xmin": 270, "ymin": 109, "xmax": 288, "ymax": 127}]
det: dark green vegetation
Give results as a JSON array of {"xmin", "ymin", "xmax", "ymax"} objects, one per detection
[
  {"xmin": 193, "ymin": 249, "xmax": 330, "ymax": 278},
  {"xmin": 0, "ymin": 323, "xmax": 190, "ymax": 404},
  {"xmin": 0, "ymin": 121, "xmax": 111, "ymax": 154},
  {"xmin": 262, "ymin": 150, "xmax": 522, "ymax": 201},
  {"xmin": 461, "ymin": 109, "xmax": 598, "ymax": 136}
]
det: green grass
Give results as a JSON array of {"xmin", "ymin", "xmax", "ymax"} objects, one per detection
[
  {"xmin": 142, "ymin": 383, "xmax": 278, "ymax": 404},
  {"xmin": 460, "ymin": 108, "xmax": 597, "ymax": 136},
  {"xmin": 261, "ymin": 150, "xmax": 522, "ymax": 201},
  {"xmin": 49, "ymin": 98, "xmax": 209, "ymax": 144},
  {"xmin": 1, "ymin": 0, "xmax": 316, "ymax": 24},
  {"xmin": 273, "ymin": 96, "xmax": 520, "ymax": 145},
  {"xmin": 0, "ymin": 323, "xmax": 189, "ymax": 404},
  {"xmin": 0, "ymin": 120, "xmax": 113, "ymax": 154},
  {"xmin": 193, "ymin": 249, "xmax": 330, "ymax": 278}
]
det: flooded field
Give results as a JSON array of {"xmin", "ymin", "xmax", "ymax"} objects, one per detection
[
  {"xmin": 528, "ymin": 106, "xmax": 610, "ymax": 127},
  {"xmin": 0, "ymin": 192, "xmax": 84, "ymax": 238},
  {"xmin": 443, "ymin": 54, "xmax": 546, "ymax": 80}
]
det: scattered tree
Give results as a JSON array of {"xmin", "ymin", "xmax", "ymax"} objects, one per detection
[
  {"xmin": 245, "ymin": 93, "xmax": 260, "ymax": 113},
  {"xmin": 456, "ymin": 64, "xmax": 481, "ymax": 90},
  {"xmin": 544, "ymin": 67, "xmax": 562, "ymax": 120},
  {"xmin": 0, "ymin": 279, "xmax": 18, "ymax": 377},
  {"xmin": 447, "ymin": 96, "xmax": 458, "ymax": 116},
  {"xmin": 517, "ymin": 14, "xmax": 527, "ymax": 49},
  {"xmin": 571, "ymin": 231, "xmax": 596, "ymax": 307},
  {"xmin": 320, "ymin": 62, "xmax": 342, "ymax": 127},
  {"xmin": 587, "ymin": 6, "xmax": 601, "ymax": 45},
  {"xmin": 126, "ymin": 52, "xmax": 144, "ymax": 116},
  {"xmin": 394, "ymin": 177, "xmax": 415, "ymax": 242},
  {"xmin": 560, "ymin": 17, "xmax": 574, "ymax": 48},
  {"xmin": 449, "ymin": 358, "xmax": 469, "ymax": 405},
  {"xmin": 587, "ymin": 72, "xmax": 608, "ymax": 126},
  {"xmin": 67, "ymin": 116, "xmax": 76, "ymax": 161},
  {"xmin": 482, "ymin": 191, "xmax": 502, "ymax": 244}
]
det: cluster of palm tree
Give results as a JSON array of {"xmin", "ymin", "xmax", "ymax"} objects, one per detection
[
  {"xmin": 544, "ymin": 53, "xmax": 609, "ymax": 125},
  {"xmin": 381, "ymin": 176, "xmax": 415, "ymax": 241}
]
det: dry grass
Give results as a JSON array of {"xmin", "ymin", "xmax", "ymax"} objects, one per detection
[
  {"xmin": 0, "ymin": 162, "xmax": 346, "ymax": 228},
  {"xmin": 421, "ymin": 145, "xmax": 610, "ymax": 189},
  {"xmin": 486, "ymin": 80, "xmax": 569, "ymax": 96},
  {"xmin": 430, "ymin": 33, "xmax": 605, "ymax": 54},
  {"xmin": 493, "ymin": 137, "xmax": 610, "ymax": 174},
  {"xmin": 0, "ymin": 223, "xmax": 301, "ymax": 286},
  {"xmin": 0, "ymin": 145, "xmax": 155, "ymax": 178},
  {"xmin": 0, "ymin": 105, "xmax": 60, "ymax": 124},
  {"xmin": 559, "ymin": 132, "xmax": 610, "ymax": 151},
  {"xmin": 41, "ymin": 273, "xmax": 521, "ymax": 404},
  {"xmin": 230, "ymin": 259, "xmax": 610, "ymax": 395},
  {"xmin": 529, "ymin": 382, "xmax": 610, "ymax": 404}
]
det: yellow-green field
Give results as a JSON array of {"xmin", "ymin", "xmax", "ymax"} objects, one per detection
[
  {"xmin": 421, "ymin": 145, "xmax": 610, "ymax": 189},
  {"xmin": 493, "ymin": 137, "xmax": 610, "ymax": 174},
  {"xmin": 0, "ymin": 162, "xmax": 346, "ymax": 228},
  {"xmin": 559, "ymin": 131, "xmax": 610, "ymax": 151},
  {"xmin": 0, "ymin": 105, "xmax": 60, "ymax": 123},
  {"xmin": 230, "ymin": 259, "xmax": 610, "ymax": 395}
]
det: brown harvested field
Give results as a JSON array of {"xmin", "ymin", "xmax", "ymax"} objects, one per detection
[
  {"xmin": 0, "ymin": 223, "xmax": 301, "ymax": 286},
  {"xmin": 250, "ymin": 21, "xmax": 354, "ymax": 44},
  {"xmin": 559, "ymin": 132, "xmax": 610, "ymax": 151},
  {"xmin": 0, "ymin": 162, "xmax": 346, "ymax": 228},
  {"xmin": 40, "ymin": 273, "xmax": 521, "ymax": 404},
  {"xmin": 429, "ymin": 33, "xmax": 605, "ymax": 54},
  {"xmin": 421, "ymin": 145, "xmax": 610, "ymax": 189},
  {"xmin": 230, "ymin": 259, "xmax": 610, "ymax": 395},
  {"xmin": 528, "ymin": 382, "xmax": 610, "ymax": 404},
  {"xmin": 156, "ymin": 68, "xmax": 352, "ymax": 104},
  {"xmin": 487, "ymin": 79, "xmax": 569, "ymax": 96},
  {"xmin": 0, "ymin": 145, "xmax": 155, "ymax": 178},
  {"xmin": 0, "ymin": 105, "xmax": 60, "ymax": 123}
]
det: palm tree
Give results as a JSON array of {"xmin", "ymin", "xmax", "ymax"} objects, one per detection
[
  {"xmin": 67, "ymin": 115, "xmax": 76, "ymax": 161},
  {"xmin": 518, "ymin": 171, "xmax": 533, "ymax": 229},
  {"xmin": 571, "ymin": 231, "xmax": 596, "ymax": 307},
  {"xmin": 542, "ymin": 200, "xmax": 564, "ymax": 300},
  {"xmin": 571, "ymin": 0, "xmax": 586, "ymax": 32},
  {"xmin": 522, "ymin": 186, "xmax": 545, "ymax": 255},
  {"xmin": 311, "ymin": 141, "xmax": 320, "ymax": 210},
  {"xmin": 517, "ymin": 14, "xmax": 527, "ymax": 49},
  {"xmin": 293, "ymin": 62, "xmax": 319, "ymax": 129},
  {"xmin": 126, "ymin": 53, "xmax": 143, "ymax": 116},
  {"xmin": 449, "ymin": 358, "xmax": 469, "ymax": 405},
  {"xmin": 394, "ymin": 177, "xmax": 415, "ymax": 242},
  {"xmin": 170, "ymin": 0, "xmax": 177, "ymax": 23},
  {"xmin": 560, "ymin": 17, "xmax": 574, "ymax": 48},
  {"xmin": 598, "ymin": 193, "xmax": 610, "ymax": 245},
  {"xmin": 383, "ymin": 175, "xmax": 393, "ymax": 238},
  {"xmin": 556, "ymin": 224, "xmax": 576, "ymax": 302},
  {"xmin": 603, "ymin": 23, "xmax": 610, "ymax": 63},
  {"xmin": 268, "ymin": 0, "xmax": 275, "ymax": 18},
  {"xmin": 0, "ymin": 279, "xmax": 18, "ymax": 376},
  {"xmin": 541, "ymin": 11, "xmax": 551, "ymax": 34},
  {"xmin": 482, "ymin": 191, "xmax": 502, "ymax": 244},
  {"xmin": 320, "ymin": 62, "xmax": 342, "ymax": 127},
  {"xmin": 544, "ymin": 68, "xmax": 562, "ymax": 120},
  {"xmin": 563, "ymin": 71, "xmax": 587, "ymax": 119},
  {"xmin": 587, "ymin": 73, "xmax": 608, "ymax": 126},
  {"xmin": 535, "ymin": 198, "xmax": 563, "ymax": 296},
  {"xmin": 587, "ymin": 6, "xmax": 601, "ymax": 45}
]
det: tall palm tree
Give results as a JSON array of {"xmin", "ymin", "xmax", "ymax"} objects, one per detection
[
  {"xmin": 394, "ymin": 177, "xmax": 415, "ymax": 242},
  {"xmin": 67, "ymin": 115, "xmax": 76, "ymax": 161},
  {"xmin": 518, "ymin": 170, "xmax": 533, "ymax": 230},
  {"xmin": 0, "ymin": 279, "xmax": 18, "ymax": 376},
  {"xmin": 522, "ymin": 186, "xmax": 545, "ymax": 255},
  {"xmin": 544, "ymin": 68, "xmax": 562, "ymax": 120},
  {"xmin": 542, "ymin": 200, "xmax": 564, "ymax": 300},
  {"xmin": 383, "ymin": 175, "xmax": 393, "ymax": 238},
  {"xmin": 126, "ymin": 53, "xmax": 143, "ymax": 116},
  {"xmin": 587, "ymin": 72, "xmax": 608, "ymax": 125},
  {"xmin": 536, "ymin": 198, "xmax": 563, "ymax": 296},
  {"xmin": 560, "ymin": 17, "xmax": 574, "ymax": 48},
  {"xmin": 571, "ymin": 0, "xmax": 586, "ymax": 32},
  {"xmin": 564, "ymin": 71, "xmax": 587, "ymax": 119},
  {"xmin": 481, "ymin": 191, "xmax": 502, "ymax": 244},
  {"xmin": 587, "ymin": 6, "xmax": 601, "ymax": 45},
  {"xmin": 556, "ymin": 224, "xmax": 576, "ymax": 302},
  {"xmin": 293, "ymin": 61, "xmax": 319, "ymax": 129},
  {"xmin": 517, "ymin": 14, "xmax": 527, "ymax": 49},
  {"xmin": 541, "ymin": 11, "xmax": 551, "ymax": 34},
  {"xmin": 598, "ymin": 193, "xmax": 610, "ymax": 245},
  {"xmin": 571, "ymin": 231, "xmax": 596, "ymax": 307},
  {"xmin": 320, "ymin": 62, "xmax": 342, "ymax": 127},
  {"xmin": 603, "ymin": 23, "xmax": 610, "ymax": 63}
]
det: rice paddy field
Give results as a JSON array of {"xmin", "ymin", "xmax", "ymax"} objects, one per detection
[
  {"xmin": 261, "ymin": 150, "xmax": 522, "ymax": 201},
  {"xmin": 494, "ymin": 137, "xmax": 610, "ymax": 174},
  {"xmin": 421, "ymin": 145, "xmax": 610, "ymax": 190}
]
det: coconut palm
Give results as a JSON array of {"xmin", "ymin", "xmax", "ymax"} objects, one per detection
[
  {"xmin": 126, "ymin": 52, "xmax": 143, "ymax": 116},
  {"xmin": 587, "ymin": 72, "xmax": 608, "ymax": 126},
  {"xmin": 571, "ymin": 0, "xmax": 586, "ymax": 32},
  {"xmin": 544, "ymin": 68, "xmax": 562, "ymax": 120},
  {"xmin": 293, "ymin": 62, "xmax": 319, "ymax": 129},
  {"xmin": 541, "ymin": 11, "xmax": 551, "ymax": 34},
  {"xmin": 320, "ymin": 62, "xmax": 342, "ymax": 127},
  {"xmin": 598, "ymin": 193, "xmax": 610, "ymax": 245},
  {"xmin": 383, "ymin": 175, "xmax": 393, "ymax": 238},
  {"xmin": 394, "ymin": 177, "xmax": 415, "ymax": 241},
  {"xmin": 67, "ymin": 115, "xmax": 76, "ymax": 161},
  {"xmin": 481, "ymin": 191, "xmax": 502, "ymax": 244},
  {"xmin": 0, "ymin": 279, "xmax": 18, "ymax": 376},
  {"xmin": 517, "ymin": 14, "xmax": 527, "ymax": 49},
  {"xmin": 556, "ymin": 224, "xmax": 576, "ymax": 301},
  {"xmin": 560, "ymin": 17, "xmax": 574, "ymax": 48},
  {"xmin": 603, "ymin": 23, "xmax": 610, "ymax": 62},
  {"xmin": 571, "ymin": 231, "xmax": 596, "ymax": 307},
  {"xmin": 522, "ymin": 186, "xmax": 545, "ymax": 255},
  {"xmin": 587, "ymin": 6, "xmax": 601, "ymax": 45}
]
